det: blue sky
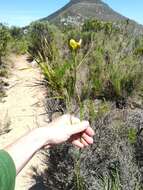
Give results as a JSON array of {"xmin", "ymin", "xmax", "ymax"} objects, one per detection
[
  {"xmin": 103, "ymin": 0, "xmax": 143, "ymax": 25},
  {"xmin": 0, "ymin": 0, "xmax": 143, "ymax": 27}
]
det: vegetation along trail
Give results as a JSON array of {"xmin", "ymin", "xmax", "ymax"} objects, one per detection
[{"xmin": 0, "ymin": 54, "xmax": 48, "ymax": 190}]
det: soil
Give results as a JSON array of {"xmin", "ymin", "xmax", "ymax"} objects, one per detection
[{"xmin": 0, "ymin": 55, "xmax": 48, "ymax": 190}]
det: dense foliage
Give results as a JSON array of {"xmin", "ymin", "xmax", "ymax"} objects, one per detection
[
  {"xmin": 0, "ymin": 18, "xmax": 143, "ymax": 189},
  {"xmin": 27, "ymin": 20, "xmax": 143, "ymax": 190},
  {"xmin": 0, "ymin": 24, "xmax": 28, "ymax": 99},
  {"xmin": 28, "ymin": 22, "xmax": 56, "ymax": 61},
  {"xmin": 9, "ymin": 26, "xmax": 28, "ymax": 54},
  {"xmin": 0, "ymin": 24, "xmax": 10, "ymax": 98},
  {"xmin": 28, "ymin": 20, "xmax": 143, "ymax": 107},
  {"xmin": 0, "ymin": 24, "xmax": 10, "ymax": 65}
]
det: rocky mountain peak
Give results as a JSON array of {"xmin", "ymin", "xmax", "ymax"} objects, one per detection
[
  {"xmin": 70, "ymin": 0, "xmax": 102, "ymax": 3},
  {"xmin": 41, "ymin": 0, "xmax": 126, "ymax": 26}
]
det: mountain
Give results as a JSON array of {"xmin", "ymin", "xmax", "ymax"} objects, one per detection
[{"xmin": 41, "ymin": 0, "xmax": 127, "ymax": 26}]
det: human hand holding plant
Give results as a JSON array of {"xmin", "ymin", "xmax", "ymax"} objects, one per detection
[
  {"xmin": 40, "ymin": 114, "xmax": 94, "ymax": 148},
  {"xmin": 5, "ymin": 114, "xmax": 94, "ymax": 175}
]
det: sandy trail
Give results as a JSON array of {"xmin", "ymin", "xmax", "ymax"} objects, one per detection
[{"xmin": 0, "ymin": 55, "xmax": 48, "ymax": 190}]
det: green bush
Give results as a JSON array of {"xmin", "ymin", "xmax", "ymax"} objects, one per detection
[
  {"xmin": 28, "ymin": 20, "xmax": 143, "ymax": 190},
  {"xmin": 30, "ymin": 20, "xmax": 143, "ymax": 107},
  {"xmin": 0, "ymin": 24, "xmax": 11, "ymax": 64},
  {"xmin": 10, "ymin": 38, "xmax": 28, "ymax": 55},
  {"xmin": 134, "ymin": 36, "xmax": 143, "ymax": 57},
  {"xmin": 82, "ymin": 19, "xmax": 118, "ymax": 35},
  {"xmin": 28, "ymin": 21, "xmax": 56, "ymax": 61},
  {"xmin": 83, "ymin": 27, "xmax": 143, "ymax": 102},
  {"xmin": 10, "ymin": 26, "xmax": 23, "ymax": 40},
  {"xmin": 8, "ymin": 26, "xmax": 28, "ymax": 55}
]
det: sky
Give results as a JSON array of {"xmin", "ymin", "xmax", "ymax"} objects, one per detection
[{"xmin": 0, "ymin": 0, "xmax": 143, "ymax": 27}]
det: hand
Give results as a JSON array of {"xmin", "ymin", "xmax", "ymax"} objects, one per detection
[
  {"xmin": 41, "ymin": 114, "xmax": 95, "ymax": 148},
  {"xmin": 4, "ymin": 114, "xmax": 94, "ymax": 174}
]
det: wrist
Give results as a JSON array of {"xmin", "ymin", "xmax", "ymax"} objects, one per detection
[{"xmin": 32, "ymin": 127, "xmax": 51, "ymax": 150}]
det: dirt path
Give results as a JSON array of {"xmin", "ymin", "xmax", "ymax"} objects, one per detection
[{"xmin": 0, "ymin": 55, "xmax": 48, "ymax": 190}]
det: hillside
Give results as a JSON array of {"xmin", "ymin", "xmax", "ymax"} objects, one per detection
[
  {"xmin": 40, "ymin": 0, "xmax": 143, "ymax": 36},
  {"xmin": 42, "ymin": 0, "xmax": 126, "ymax": 25}
]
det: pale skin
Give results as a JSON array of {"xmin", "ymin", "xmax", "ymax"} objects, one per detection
[{"xmin": 4, "ymin": 114, "xmax": 95, "ymax": 175}]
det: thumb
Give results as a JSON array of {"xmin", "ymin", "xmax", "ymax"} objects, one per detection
[{"xmin": 69, "ymin": 121, "xmax": 89, "ymax": 135}]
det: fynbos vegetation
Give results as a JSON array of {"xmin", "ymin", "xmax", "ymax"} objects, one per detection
[
  {"xmin": 0, "ymin": 24, "xmax": 10, "ymax": 98},
  {"xmin": 0, "ymin": 1, "xmax": 143, "ymax": 189},
  {"xmin": 27, "ymin": 19, "xmax": 143, "ymax": 190}
]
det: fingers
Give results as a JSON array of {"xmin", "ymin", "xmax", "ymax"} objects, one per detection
[
  {"xmin": 69, "ymin": 121, "xmax": 89, "ymax": 135},
  {"xmin": 80, "ymin": 138, "xmax": 89, "ymax": 146},
  {"xmin": 70, "ymin": 127, "xmax": 94, "ymax": 148},
  {"xmin": 72, "ymin": 139, "xmax": 84, "ymax": 148},
  {"xmin": 56, "ymin": 114, "xmax": 95, "ymax": 148},
  {"xmin": 72, "ymin": 136, "xmax": 93, "ymax": 148},
  {"xmin": 85, "ymin": 127, "xmax": 95, "ymax": 136},
  {"xmin": 81, "ymin": 133, "xmax": 94, "ymax": 144}
]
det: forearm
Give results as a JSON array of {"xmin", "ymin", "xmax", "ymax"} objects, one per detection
[
  {"xmin": 4, "ymin": 128, "xmax": 49, "ymax": 175},
  {"xmin": 3, "ymin": 115, "xmax": 93, "ymax": 176}
]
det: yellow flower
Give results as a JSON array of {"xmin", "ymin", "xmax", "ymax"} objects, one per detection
[{"xmin": 69, "ymin": 39, "xmax": 82, "ymax": 50}]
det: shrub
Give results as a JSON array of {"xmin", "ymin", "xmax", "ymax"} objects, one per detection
[
  {"xmin": 10, "ymin": 38, "xmax": 28, "ymax": 55},
  {"xmin": 86, "ymin": 31, "xmax": 143, "ymax": 103},
  {"xmin": 134, "ymin": 36, "xmax": 143, "ymax": 57},
  {"xmin": 28, "ymin": 20, "xmax": 143, "ymax": 190},
  {"xmin": 0, "ymin": 24, "xmax": 11, "ymax": 65},
  {"xmin": 82, "ymin": 19, "xmax": 118, "ymax": 35},
  {"xmin": 8, "ymin": 26, "xmax": 28, "ymax": 55},
  {"xmin": 10, "ymin": 26, "xmax": 23, "ymax": 40},
  {"xmin": 28, "ymin": 21, "xmax": 56, "ymax": 62}
]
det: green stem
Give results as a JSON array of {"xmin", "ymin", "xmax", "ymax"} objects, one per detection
[
  {"xmin": 69, "ymin": 50, "xmax": 85, "ymax": 189},
  {"xmin": 74, "ymin": 102, "xmax": 85, "ymax": 190}
]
